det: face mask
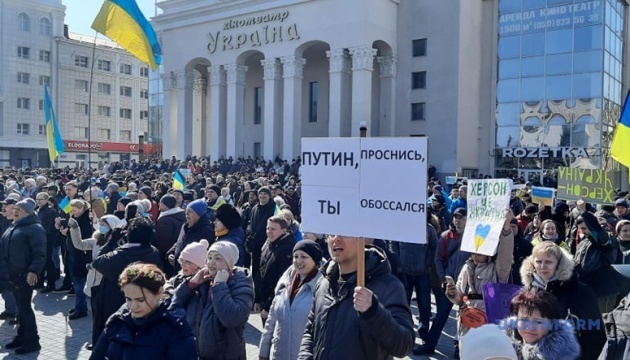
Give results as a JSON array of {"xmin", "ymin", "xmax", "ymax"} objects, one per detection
[{"xmin": 99, "ymin": 225, "xmax": 110, "ymax": 234}]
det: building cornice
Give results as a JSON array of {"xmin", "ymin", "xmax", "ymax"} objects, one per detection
[{"xmin": 3, "ymin": 0, "xmax": 66, "ymax": 13}]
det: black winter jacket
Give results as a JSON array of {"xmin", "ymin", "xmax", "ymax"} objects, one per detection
[
  {"xmin": 167, "ymin": 212, "xmax": 214, "ymax": 274},
  {"xmin": 36, "ymin": 204, "xmax": 57, "ymax": 247},
  {"xmin": 255, "ymin": 233, "xmax": 295, "ymax": 311},
  {"xmin": 154, "ymin": 208, "xmax": 186, "ymax": 257},
  {"xmin": 298, "ymin": 246, "xmax": 415, "ymax": 360},
  {"xmin": 0, "ymin": 214, "xmax": 47, "ymax": 287},
  {"xmin": 246, "ymin": 201, "xmax": 276, "ymax": 254},
  {"xmin": 390, "ymin": 224, "xmax": 437, "ymax": 276}
]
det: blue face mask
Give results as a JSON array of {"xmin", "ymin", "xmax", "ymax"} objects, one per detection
[{"xmin": 99, "ymin": 225, "xmax": 110, "ymax": 234}]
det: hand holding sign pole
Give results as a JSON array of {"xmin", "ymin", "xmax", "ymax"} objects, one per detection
[{"xmin": 357, "ymin": 121, "xmax": 367, "ymax": 288}]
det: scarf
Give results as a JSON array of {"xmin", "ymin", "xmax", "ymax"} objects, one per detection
[
  {"xmin": 289, "ymin": 267, "xmax": 318, "ymax": 304},
  {"xmin": 215, "ymin": 228, "xmax": 229, "ymax": 238},
  {"xmin": 532, "ymin": 272, "xmax": 558, "ymax": 289}
]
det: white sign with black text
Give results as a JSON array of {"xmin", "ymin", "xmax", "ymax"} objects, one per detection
[{"xmin": 300, "ymin": 137, "xmax": 428, "ymax": 244}]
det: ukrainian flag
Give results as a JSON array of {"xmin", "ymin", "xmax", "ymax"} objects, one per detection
[
  {"xmin": 59, "ymin": 196, "xmax": 72, "ymax": 214},
  {"xmin": 611, "ymin": 91, "xmax": 630, "ymax": 169},
  {"xmin": 44, "ymin": 85, "xmax": 64, "ymax": 163},
  {"xmin": 91, "ymin": 0, "xmax": 162, "ymax": 70},
  {"xmin": 173, "ymin": 170, "xmax": 186, "ymax": 191}
]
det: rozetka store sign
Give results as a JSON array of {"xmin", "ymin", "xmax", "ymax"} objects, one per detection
[
  {"xmin": 207, "ymin": 10, "xmax": 300, "ymax": 53},
  {"xmin": 501, "ymin": 147, "xmax": 588, "ymax": 158}
]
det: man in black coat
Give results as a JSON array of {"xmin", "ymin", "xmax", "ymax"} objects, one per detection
[
  {"xmin": 246, "ymin": 187, "xmax": 276, "ymax": 283},
  {"xmin": 154, "ymin": 194, "xmax": 186, "ymax": 277},
  {"xmin": 105, "ymin": 183, "xmax": 121, "ymax": 215},
  {"xmin": 34, "ymin": 192, "xmax": 59, "ymax": 292},
  {"xmin": 0, "ymin": 198, "xmax": 46, "ymax": 354}
]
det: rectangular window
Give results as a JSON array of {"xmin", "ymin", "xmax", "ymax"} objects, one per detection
[
  {"xmin": 411, "ymin": 102, "xmax": 426, "ymax": 121},
  {"xmin": 17, "ymin": 98, "xmax": 30, "ymax": 109},
  {"xmin": 39, "ymin": 99, "xmax": 44, "ymax": 110},
  {"xmin": 253, "ymin": 142, "xmax": 262, "ymax": 158},
  {"xmin": 39, "ymin": 50, "xmax": 50, "ymax": 62},
  {"xmin": 75, "ymin": 79, "xmax": 89, "ymax": 92},
  {"xmin": 140, "ymin": 67, "xmax": 149, "ymax": 77},
  {"xmin": 17, "ymin": 72, "xmax": 30, "ymax": 84},
  {"xmin": 39, "ymin": 75, "xmax": 50, "ymax": 86},
  {"xmin": 75, "ymin": 55, "xmax": 89, "ymax": 68},
  {"xmin": 98, "ymin": 129, "xmax": 111, "ymax": 140},
  {"xmin": 39, "ymin": 124, "xmax": 46, "ymax": 135},
  {"xmin": 140, "ymin": 89, "xmax": 149, "ymax": 99},
  {"xmin": 17, "ymin": 46, "xmax": 30, "ymax": 59},
  {"xmin": 17, "ymin": 123, "xmax": 30, "ymax": 135},
  {"xmin": 119, "ymin": 108, "xmax": 132, "ymax": 119},
  {"xmin": 140, "ymin": 110, "xmax": 148, "ymax": 120},
  {"xmin": 75, "ymin": 127, "xmax": 88, "ymax": 138},
  {"xmin": 120, "ymin": 130, "xmax": 131, "ymax": 141},
  {"xmin": 412, "ymin": 71, "xmax": 427, "ymax": 89},
  {"xmin": 97, "ymin": 59, "xmax": 111, "ymax": 71},
  {"xmin": 120, "ymin": 86, "xmax": 132, "ymax": 97},
  {"xmin": 254, "ymin": 87, "xmax": 263, "ymax": 124},
  {"xmin": 98, "ymin": 106, "xmax": 111, "ymax": 117},
  {"xmin": 120, "ymin": 63, "xmax": 132, "ymax": 75},
  {"xmin": 309, "ymin": 81, "xmax": 318, "ymax": 123},
  {"xmin": 75, "ymin": 103, "xmax": 88, "ymax": 115},
  {"xmin": 412, "ymin": 38, "xmax": 427, "ymax": 57},
  {"xmin": 98, "ymin": 83, "xmax": 111, "ymax": 95}
]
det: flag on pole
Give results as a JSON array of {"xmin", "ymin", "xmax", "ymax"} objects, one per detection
[
  {"xmin": 173, "ymin": 170, "xmax": 186, "ymax": 191},
  {"xmin": 91, "ymin": 0, "xmax": 162, "ymax": 70},
  {"xmin": 611, "ymin": 90, "xmax": 630, "ymax": 169},
  {"xmin": 44, "ymin": 85, "xmax": 64, "ymax": 162}
]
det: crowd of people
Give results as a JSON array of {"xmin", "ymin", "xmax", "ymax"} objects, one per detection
[{"xmin": 0, "ymin": 155, "xmax": 629, "ymax": 359}]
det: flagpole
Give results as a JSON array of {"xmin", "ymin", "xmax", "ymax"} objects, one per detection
[{"xmin": 87, "ymin": 31, "xmax": 99, "ymax": 174}]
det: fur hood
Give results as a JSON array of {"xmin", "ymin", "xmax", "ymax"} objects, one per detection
[
  {"xmin": 503, "ymin": 316, "xmax": 580, "ymax": 359},
  {"xmin": 520, "ymin": 248, "xmax": 574, "ymax": 288}
]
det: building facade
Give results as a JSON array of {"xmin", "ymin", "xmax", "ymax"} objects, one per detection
[{"xmin": 0, "ymin": 0, "xmax": 150, "ymax": 168}]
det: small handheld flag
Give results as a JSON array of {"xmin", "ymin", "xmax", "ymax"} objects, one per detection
[
  {"xmin": 59, "ymin": 196, "xmax": 72, "ymax": 214},
  {"xmin": 173, "ymin": 170, "xmax": 186, "ymax": 191}
]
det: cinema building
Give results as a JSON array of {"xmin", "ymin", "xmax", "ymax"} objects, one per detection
[{"xmin": 153, "ymin": 0, "xmax": 628, "ymax": 183}]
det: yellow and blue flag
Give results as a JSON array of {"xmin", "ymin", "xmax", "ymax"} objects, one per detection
[
  {"xmin": 173, "ymin": 170, "xmax": 186, "ymax": 191},
  {"xmin": 91, "ymin": 0, "xmax": 162, "ymax": 70},
  {"xmin": 59, "ymin": 196, "xmax": 72, "ymax": 214},
  {"xmin": 44, "ymin": 85, "xmax": 64, "ymax": 162},
  {"xmin": 611, "ymin": 90, "xmax": 630, "ymax": 169}
]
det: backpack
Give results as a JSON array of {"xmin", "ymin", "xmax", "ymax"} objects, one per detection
[{"xmin": 599, "ymin": 293, "xmax": 630, "ymax": 360}]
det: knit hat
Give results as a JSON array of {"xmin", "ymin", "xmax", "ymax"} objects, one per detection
[
  {"xmin": 180, "ymin": 239, "xmax": 209, "ymax": 268},
  {"xmin": 1, "ymin": 193, "xmax": 21, "ymax": 205},
  {"xmin": 258, "ymin": 186, "xmax": 272, "ymax": 196},
  {"xmin": 187, "ymin": 199, "xmax": 207, "ymax": 217},
  {"xmin": 139, "ymin": 199, "xmax": 152, "ymax": 214},
  {"xmin": 131, "ymin": 200, "xmax": 148, "ymax": 215},
  {"xmin": 617, "ymin": 220, "xmax": 630, "ymax": 235},
  {"xmin": 207, "ymin": 185, "xmax": 221, "ymax": 196},
  {"xmin": 15, "ymin": 198, "xmax": 36, "ymax": 214},
  {"xmin": 118, "ymin": 197, "xmax": 132, "ymax": 207},
  {"xmin": 106, "ymin": 183, "xmax": 119, "ymax": 192},
  {"xmin": 433, "ymin": 185, "xmax": 444, "ymax": 192},
  {"xmin": 160, "ymin": 194, "xmax": 177, "ymax": 209},
  {"xmin": 615, "ymin": 198, "xmax": 629, "ymax": 208},
  {"xmin": 139, "ymin": 186, "xmax": 152, "ymax": 199},
  {"xmin": 524, "ymin": 204, "xmax": 538, "ymax": 214},
  {"xmin": 293, "ymin": 240, "xmax": 323, "ymax": 264},
  {"xmin": 215, "ymin": 204, "xmax": 242, "ymax": 230},
  {"xmin": 460, "ymin": 324, "xmax": 517, "ymax": 360},
  {"xmin": 208, "ymin": 241, "xmax": 239, "ymax": 270}
]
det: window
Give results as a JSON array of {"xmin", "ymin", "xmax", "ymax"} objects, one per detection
[
  {"xmin": 39, "ymin": 124, "xmax": 46, "ymax": 135},
  {"xmin": 75, "ymin": 55, "xmax": 88, "ymax": 68},
  {"xmin": 140, "ymin": 110, "xmax": 148, "ymax": 119},
  {"xmin": 140, "ymin": 67, "xmax": 149, "ymax": 77},
  {"xmin": 39, "ymin": 76, "xmax": 50, "ymax": 86},
  {"xmin": 98, "ymin": 129, "xmax": 111, "ymax": 140},
  {"xmin": 309, "ymin": 81, "xmax": 318, "ymax": 123},
  {"xmin": 98, "ymin": 106, "xmax": 111, "ymax": 117},
  {"xmin": 75, "ymin": 103, "xmax": 88, "ymax": 115},
  {"xmin": 120, "ymin": 86, "xmax": 132, "ymax": 97},
  {"xmin": 17, "ymin": 123, "xmax": 30, "ymax": 135},
  {"xmin": 75, "ymin": 127, "xmax": 88, "ymax": 138},
  {"xmin": 98, "ymin": 83, "xmax": 111, "ymax": 95},
  {"xmin": 253, "ymin": 87, "xmax": 263, "ymax": 125},
  {"xmin": 140, "ymin": 89, "xmax": 149, "ymax": 99},
  {"xmin": 97, "ymin": 59, "xmax": 111, "ymax": 71},
  {"xmin": 39, "ymin": 50, "xmax": 50, "ymax": 62},
  {"xmin": 119, "ymin": 108, "xmax": 132, "ymax": 119},
  {"xmin": 17, "ymin": 72, "xmax": 30, "ymax": 84},
  {"xmin": 120, "ymin": 130, "xmax": 131, "ymax": 141},
  {"xmin": 120, "ymin": 63, "xmax": 132, "ymax": 75},
  {"xmin": 411, "ymin": 102, "xmax": 426, "ymax": 121},
  {"xmin": 18, "ymin": 13, "xmax": 30, "ymax": 32},
  {"xmin": 412, "ymin": 71, "xmax": 426, "ymax": 89},
  {"xmin": 412, "ymin": 38, "xmax": 427, "ymax": 57},
  {"xmin": 75, "ymin": 79, "xmax": 89, "ymax": 92},
  {"xmin": 17, "ymin": 46, "xmax": 30, "ymax": 59},
  {"xmin": 17, "ymin": 98, "xmax": 30, "ymax": 109},
  {"xmin": 39, "ymin": 99, "xmax": 44, "ymax": 110},
  {"xmin": 40, "ymin": 17, "xmax": 51, "ymax": 35},
  {"xmin": 253, "ymin": 142, "xmax": 262, "ymax": 158}
]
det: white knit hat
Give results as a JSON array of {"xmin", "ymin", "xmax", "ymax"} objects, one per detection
[
  {"xmin": 208, "ymin": 241, "xmax": 239, "ymax": 270},
  {"xmin": 180, "ymin": 239, "xmax": 209, "ymax": 269},
  {"xmin": 460, "ymin": 324, "xmax": 517, "ymax": 360}
]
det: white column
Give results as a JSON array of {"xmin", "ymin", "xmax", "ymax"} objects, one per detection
[
  {"xmin": 176, "ymin": 70, "xmax": 194, "ymax": 159},
  {"xmin": 204, "ymin": 76, "xmax": 212, "ymax": 156},
  {"xmin": 281, "ymin": 56, "xmax": 306, "ymax": 159},
  {"xmin": 261, "ymin": 58, "xmax": 282, "ymax": 160},
  {"xmin": 326, "ymin": 49, "xmax": 351, "ymax": 137},
  {"xmin": 225, "ymin": 64, "xmax": 247, "ymax": 158},
  {"xmin": 208, "ymin": 65, "xmax": 226, "ymax": 161},
  {"xmin": 161, "ymin": 71, "xmax": 178, "ymax": 158},
  {"xmin": 349, "ymin": 46, "xmax": 377, "ymax": 136},
  {"xmin": 377, "ymin": 55, "xmax": 398, "ymax": 136},
  {"xmin": 192, "ymin": 77, "xmax": 206, "ymax": 156}
]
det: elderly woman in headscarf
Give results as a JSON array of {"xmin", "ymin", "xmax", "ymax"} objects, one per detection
[{"xmin": 83, "ymin": 186, "xmax": 106, "ymax": 219}]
